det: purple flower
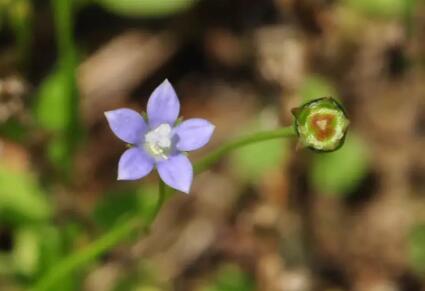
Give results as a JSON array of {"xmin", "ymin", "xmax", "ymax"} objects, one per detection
[{"xmin": 105, "ymin": 80, "xmax": 215, "ymax": 193}]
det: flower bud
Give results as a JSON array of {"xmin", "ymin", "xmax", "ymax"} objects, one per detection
[{"xmin": 292, "ymin": 97, "xmax": 349, "ymax": 152}]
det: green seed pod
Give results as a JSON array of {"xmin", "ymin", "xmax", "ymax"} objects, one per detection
[{"xmin": 292, "ymin": 97, "xmax": 349, "ymax": 152}]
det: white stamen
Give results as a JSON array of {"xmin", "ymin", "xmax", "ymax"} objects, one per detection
[
  {"xmin": 317, "ymin": 119, "xmax": 328, "ymax": 131},
  {"xmin": 144, "ymin": 124, "xmax": 173, "ymax": 160}
]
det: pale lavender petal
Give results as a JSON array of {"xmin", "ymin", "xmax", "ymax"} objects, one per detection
[
  {"xmin": 147, "ymin": 79, "xmax": 180, "ymax": 128},
  {"xmin": 174, "ymin": 118, "xmax": 215, "ymax": 151},
  {"xmin": 157, "ymin": 154, "xmax": 193, "ymax": 194},
  {"xmin": 118, "ymin": 148, "xmax": 154, "ymax": 180},
  {"xmin": 105, "ymin": 108, "xmax": 147, "ymax": 144}
]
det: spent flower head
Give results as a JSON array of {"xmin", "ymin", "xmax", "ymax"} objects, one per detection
[
  {"xmin": 105, "ymin": 79, "xmax": 215, "ymax": 193},
  {"xmin": 292, "ymin": 97, "xmax": 349, "ymax": 152}
]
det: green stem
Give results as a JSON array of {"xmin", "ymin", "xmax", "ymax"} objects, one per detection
[
  {"xmin": 155, "ymin": 180, "xmax": 166, "ymax": 217},
  {"xmin": 33, "ymin": 178, "xmax": 168, "ymax": 291},
  {"xmin": 146, "ymin": 179, "xmax": 166, "ymax": 231},
  {"xmin": 33, "ymin": 126, "xmax": 296, "ymax": 290},
  {"xmin": 195, "ymin": 126, "xmax": 296, "ymax": 173},
  {"xmin": 32, "ymin": 217, "xmax": 140, "ymax": 291}
]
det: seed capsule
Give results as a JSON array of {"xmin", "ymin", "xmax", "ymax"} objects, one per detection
[{"xmin": 292, "ymin": 97, "xmax": 349, "ymax": 152}]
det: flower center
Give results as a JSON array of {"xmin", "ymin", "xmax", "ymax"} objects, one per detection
[
  {"xmin": 310, "ymin": 113, "xmax": 336, "ymax": 141},
  {"xmin": 144, "ymin": 123, "xmax": 173, "ymax": 160}
]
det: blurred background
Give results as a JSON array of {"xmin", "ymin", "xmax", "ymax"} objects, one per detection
[{"xmin": 0, "ymin": 0, "xmax": 424, "ymax": 290}]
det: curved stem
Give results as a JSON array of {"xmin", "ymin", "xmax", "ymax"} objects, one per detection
[
  {"xmin": 155, "ymin": 180, "xmax": 166, "ymax": 216},
  {"xmin": 195, "ymin": 126, "xmax": 296, "ymax": 174},
  {"xmin": 146, "ymin": 179, "xmax": 166, "ymax": 231},
  {"xmin": 33, "ymin": 126, "xmax": 296, "ymax": 290}
]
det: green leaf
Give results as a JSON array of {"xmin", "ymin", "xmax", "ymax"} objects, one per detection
[
  {"xmin": 34, "ymin": 68, "xmax": 72, "ymax": 132},
  {"xmin": 33, "ymin": 58, "xmax": 80, "ymax": 173},
  {"xmin": 96, "ymin": 0, "xmax": 197, "ymax": 17},
  {"xmin": 309, "ymin": 133, "xmax": 369, "ymax": 195},
  {"xmin": 0, "ymin": 166, "xmax": 51, "ymax": 223}
]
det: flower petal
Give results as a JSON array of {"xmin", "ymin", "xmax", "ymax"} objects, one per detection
[
  {"xmin": 118, "ymin": 148, "xmax": 154, "ymax": 180},
  {"xmin": 157, "ymin": 154, "xmax": 193, "ymax": 193},
  {"xmin": 147, "ymin": 79, "xmax": 180, "ymax": 128},
  {"xmin": 105, "ymin": 108, "xmax": 148, "ymax": 144},
  {"xmin": 174, "ymin": 118, "xmax": 215, "ymax": 151}
]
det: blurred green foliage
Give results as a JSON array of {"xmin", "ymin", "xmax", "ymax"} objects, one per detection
[
  {"xmin": 13, "ymin": 227, "xmax": 39, "ymax": 276},
  {"xmin": 343, "ymin": 0, "xmax": 417, "ymax": 19},
  {"xmin": 7, "ymin": 0, "xmax": 32, "ymax": 66},
  {"xmin": 0, "ymin": 222, "xmax": 79, "ymax": 288},
  {"xmin": 134, "ymin": 288, "xmax": 162, "ymax": 291},
  {"xmin": 309, "ymin": 134, "xmax": 369, "ymax": 195},
  {"xmin": 201, "ymin": 264, "xmax": 255, "ymax": 291},
  {"xmin": 35, "ymin": 70, "xmax": 74, "ymax": 133},
  {"xmin": 96, "ymin": 0, "xmax": 197, "ymax": 17},
  {"xmin": 113, "ymin": 260, "xmax": 164, "ymax": 291},
  {"xmin": 0, "ymin": 2, "xmax": 85, "ymax": 288},
  {"xmin": 0, "ymin": 0, "xmax": 32, "ymax": 66},
  {"xmin": 231, "ymin": 110, "xmax": 289, "ymax": 183},
  {"xmin": 409, "ymin": 224, "xmax": 425, "ymax": 276},
  {"xmin": 0, "ymin": 166, "xmax": 51, "ymax": 223},
  {"xmin": 0, "ymin": 158, "xmax": 83, "ymax": 288},
  {"xmin": 299, "ymin": 75, "xmax": 338, "ymax": 103},
  {"xmin": 0, "ymin": 119, "xmax": 27, "ymax": 142},
  {"xmin": 35, "ymin": 68, "xmax": 79, "ymax": 172},
  {"xmin": 93, "ymin": 185, "xmax": 158, "ymax": 231},
  {"xmin": 232, "ymin": 138, "xmax": 288, "ymax": 183},
  {"xmin": 34, "ymin": 0, "xmax": 81, "ymax": 174}
]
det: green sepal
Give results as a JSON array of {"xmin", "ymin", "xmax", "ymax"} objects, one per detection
[{"xmin": 175, "ymin": 116, "xmax": 184, "ymax": 126}]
